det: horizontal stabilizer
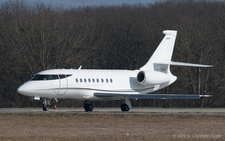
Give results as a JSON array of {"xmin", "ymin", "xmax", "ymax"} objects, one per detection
[
  {"xmin": 155, "ymin": 61, "xmax": 213, "ymax": 67},
  {"xmin": 94, "ymin": 93, "xmax": 212, "ymax": 99}
]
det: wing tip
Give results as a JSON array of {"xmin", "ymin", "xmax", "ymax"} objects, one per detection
[{"xmin": 200, "ymin": 95, "xmax": 212, "ymax": 98}]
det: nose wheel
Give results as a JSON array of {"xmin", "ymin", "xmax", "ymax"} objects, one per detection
[{"xmin": 42, "ymin": 98, "xmax": 51, "ymax": 111}]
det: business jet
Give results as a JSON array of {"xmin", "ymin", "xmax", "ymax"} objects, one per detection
[{"xmin": 17, "ymin": 30, "xmax": 213, "ymax": 112}]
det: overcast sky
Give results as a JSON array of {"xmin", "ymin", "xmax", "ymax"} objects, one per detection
[{"xmin": 0, "ymin": 0, "xmax": 160, "ymax": 8}]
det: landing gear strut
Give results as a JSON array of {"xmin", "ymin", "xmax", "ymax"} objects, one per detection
[
  {"xmin": 84, "ymin": 102, "xmax": 93, "ymax": 112},
  {"xmin": 42, "ymin": 98, "xmax": 51, "ymax": 111},
  {"xmin": 121, "ymin": 97, "xmax": 132, "ymax": 112}
]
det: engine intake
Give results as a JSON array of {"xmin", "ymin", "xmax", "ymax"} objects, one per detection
[{"xmin": 137, "ymin": 71, "xmax": 170, "ymax": 85}]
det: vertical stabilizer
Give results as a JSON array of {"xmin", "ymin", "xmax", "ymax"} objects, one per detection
[{"xmin": 140, "ymin": 30, "xmax": 177, "ymax": 74}]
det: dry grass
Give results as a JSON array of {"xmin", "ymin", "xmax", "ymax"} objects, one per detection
[{"xmin": 0, "ymin": 112, "xmax": 224, "ymax": 141}]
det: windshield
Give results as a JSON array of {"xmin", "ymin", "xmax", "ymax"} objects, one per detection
[
  {"xmin": 30, "ymin": 74, "xmax": 72, "ymax": 81},
  {"xmin": 31, "ymin": 74, "xmax": 59, "ymax": 80}
]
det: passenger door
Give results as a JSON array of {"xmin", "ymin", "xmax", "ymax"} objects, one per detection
[{"xmin": 58, "ymin": 74, "xmax": 67, "ymax": 95}]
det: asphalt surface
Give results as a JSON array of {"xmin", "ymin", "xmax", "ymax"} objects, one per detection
[{"xmin": 0, "ymin": 107, "xmax": 225, "ymax": 115}]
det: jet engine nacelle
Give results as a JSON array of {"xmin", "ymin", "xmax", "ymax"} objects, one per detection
[{"xmin": 137, "ymin": 71, "xmax": 170, "ymax": 85}]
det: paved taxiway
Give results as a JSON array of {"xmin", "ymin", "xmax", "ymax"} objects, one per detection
[{"xmin": 0, "ymin": 108, "xmax": 225, "ymax": 115}]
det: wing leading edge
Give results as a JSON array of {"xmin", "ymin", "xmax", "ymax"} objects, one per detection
[{"xmin": 94, "ymin": 93, "xmax": 212, "ymax": 99}]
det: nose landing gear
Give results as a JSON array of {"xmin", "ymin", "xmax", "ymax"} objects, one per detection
[{"xmin": 42, "ymin": 98, "xmax": 51, "ymax": 111}]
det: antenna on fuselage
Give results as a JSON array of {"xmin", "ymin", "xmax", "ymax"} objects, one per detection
[{"xmin": 78, "ymin": 65, "xmax": 82, "ymax": 70}]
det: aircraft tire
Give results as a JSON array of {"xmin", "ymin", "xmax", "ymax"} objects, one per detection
[
  {"xmin": 121, "ymin": 103, "xmax": 130, "ymax": 112},
  {"xmin": 43, "ymin": 106, "xmax": 48, "ymax": 111},
  {"xmin": 84, "ymin": 104, "xmax": 93, "ymax": 112}
]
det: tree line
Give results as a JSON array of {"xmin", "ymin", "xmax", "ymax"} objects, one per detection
[{"xmin": 0, "ymin": 0, "xmax": 225, "ymax": 108}]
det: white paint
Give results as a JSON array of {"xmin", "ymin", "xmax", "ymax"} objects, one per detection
[{"xmin": 17, "ymin": 30, "xmax": 213, "ymax": 110}]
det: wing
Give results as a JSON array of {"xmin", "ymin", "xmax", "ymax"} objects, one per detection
[
  {"xmin": 155, "ymin": 61, "xmax": 213, "ymax": 67},
  {"xmin": 94, "ymin": 93, "xmax": 212, "ymax": 99}
]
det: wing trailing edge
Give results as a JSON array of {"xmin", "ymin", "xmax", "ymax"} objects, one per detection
[
  {"xmin": 94, "ymin": 93, "xmax": 212, "ymax": 99},
  {"xmin": 155, "ymin": 61, "xmax": 213, "ymax": 68}
]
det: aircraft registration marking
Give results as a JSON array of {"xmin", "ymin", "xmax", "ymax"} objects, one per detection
[{"xmin": 156, "ymin": 68, "xmax": 167, "ymax": 72}]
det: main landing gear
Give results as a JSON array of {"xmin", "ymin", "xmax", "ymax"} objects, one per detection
[
  {"xmin": 83, "ymin": 102, "xmax": 130, "ymax": 112},
  {"xmin": 121, "ymin": 97, "xmax": 132, "ymax": 112},
  {"xmin": 84, "ymin": 102, "xmax": 93, "ymax": 112},
  {"xmin": 83, "ymin": 97, "xmax": 132, "ymax": 112},
  {"xmin": 121, "ymin": 103, "xmax": 130, "ymax": 111}
]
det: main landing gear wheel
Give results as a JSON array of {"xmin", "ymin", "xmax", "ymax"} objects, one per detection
[
  {"xmin": 84, "ymin": 103, "xmax": 93, "ymax": 112},
  {"xmin": 121, "ymin": 103, "xmax": 130, "ymax": 112}
]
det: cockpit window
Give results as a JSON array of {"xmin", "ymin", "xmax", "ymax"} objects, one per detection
[
  {"xmin": 31, "ymin": 74, "xmax": 72, "ymax": 81},
  {"xmin": 59, "ymin": 75, "xmax": 66, "ymax": 79},
  {"xmin": 31, "ymin": 74, "xmax": 59, "ymax": 80}
]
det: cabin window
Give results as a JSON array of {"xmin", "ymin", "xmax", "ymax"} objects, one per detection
[
  {"xmin": 88, "ymin": 79, "xmax": 91, "ymax": 82},
  {"xmin": 110, "ymin": 79, "xmax": 113, "ymax": 83},
  {"xmin": 84, "ymin": 78, "xmax": 87, "ymax": 83},
  {"xmin": 96, "ymin": 79, "xmax": 99, "ymax": 83},
  {"xmin": 92, "ymin": 79, "xmax": 95, "ymax": 83},
  {"xmin": 80, "ymin": 78, "xmax": 82, "ymax": 83},
  {"xmin": 101, "ymin": 79, "xmax": 104, "ymax": 83},
  {"xmin": 106, "ymin": 79, "xmax": 108, "ymax": 83},
  {"xmin": 75, "ymin": 78, "xmax": 78, "ymax": 82}
]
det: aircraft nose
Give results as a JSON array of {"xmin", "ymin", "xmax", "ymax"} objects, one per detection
[{"xmin": 17, "ymin": 82, "xmax": 31, "ymax": 95}]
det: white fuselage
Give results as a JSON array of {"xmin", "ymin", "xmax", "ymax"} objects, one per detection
[
  {"xmin": 17, "ymin": 69, "xmax": 176, "ymax": 101},
  {"xmin": 17, "ymin": 30, "xmax": 212, "ymax": 112}
]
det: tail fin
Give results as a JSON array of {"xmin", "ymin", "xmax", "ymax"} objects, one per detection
[
  {"xmin": 140, "ymin": 30, "xmax": 177, "ymax": 73},
  {"xmin": 140, "ymin": 30, "xmax": 213, "ymax": 73}
]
